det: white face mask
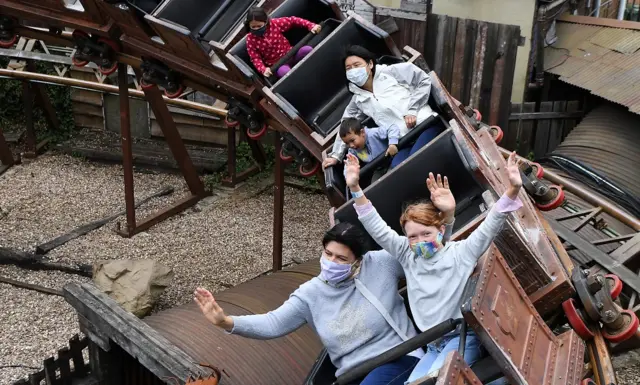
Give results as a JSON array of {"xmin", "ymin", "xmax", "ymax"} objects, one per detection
[{"xmin": 346, "ymin": 67, "xmax": 369, "ymax": 87}]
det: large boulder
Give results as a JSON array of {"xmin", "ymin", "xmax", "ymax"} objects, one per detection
[{"xmin": 93, "ymin": 259, "xmax": 174, "ymax": 317}]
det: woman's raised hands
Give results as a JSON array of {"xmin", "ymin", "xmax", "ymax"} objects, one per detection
[
  {"xmin": 194, "ymin": 287, "xmax": 233, "ymax": 330},
  {"xmin": 426, "ymin": 172, "xmax": 455, "ymax": 221},
  {"xmin": 505, "ymin": 151, "xmax": 523, "ymax": 199}
]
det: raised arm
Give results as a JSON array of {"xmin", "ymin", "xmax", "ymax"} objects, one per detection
[
  {"xmin": 455, "ymin": 152, "xmax": 524, "ymax": 266},
  {"xmin": 194, "ymin": 287, "xmax": 307, "ymax": 340}
]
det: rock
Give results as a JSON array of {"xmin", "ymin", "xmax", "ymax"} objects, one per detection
[{"xmin": 93, "ymin": 259, "xmax": 174, "ymax": 317}]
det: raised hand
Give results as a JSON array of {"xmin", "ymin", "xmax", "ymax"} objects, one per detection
[
  {"xmin": 194, "ymin": 287, "xmax": 232, "ymax": 330},
  {"xmin": 345, "ymin": 153, "xmax": 361, "ymax": 189},
  {"xmin": 311, "ymin": 24, "xmax": 322, "ymax": 34},
  {"xmin": 505, "ymin": 151, "xmax": 523, "ymax": 199},
  {"xmin": 426, "ymin": 172, "xmax": 455, "ymax": 220}
]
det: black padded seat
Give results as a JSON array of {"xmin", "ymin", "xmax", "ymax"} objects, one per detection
[
  {"xmin": 333, "ymin": 128, "xmax": 486, "ymax": 249},
  {"xmin": 270, "ymin": 17, "xmax": 396, "ymax": 136},
  {"xmin": 128, "ymin": 0, "xmax": 161, "ymax": 14},
  {"xmin": 228, "ymin": 0, "xmax": 342, "ymax": 83},
  {"xmin": 152, "ymin": 0, "xmax": 256, "ymax": 42}
]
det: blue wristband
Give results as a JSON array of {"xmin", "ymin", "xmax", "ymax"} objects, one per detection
[{"xmin": 351, "ymin": 189, "xmax": 364, "ymax": 199}]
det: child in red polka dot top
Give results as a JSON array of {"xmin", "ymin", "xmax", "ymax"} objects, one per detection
[{"xmin": 245, "ymin": 7, "xmax": 321, "ymax": 79}]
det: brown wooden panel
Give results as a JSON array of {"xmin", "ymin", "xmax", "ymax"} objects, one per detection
[
  {"xmin": 144, "ymin": 15, "xmax": 215, "ymax": 68},
  {"xmin": 517, "ymin": 102, "xmax": 535, "ymax": 157},
  {"xmin": 547, "ymin": 101, "xmax": 567, "ymax": 154},
  {"xmin": 95, "ymin": 0, "xmax": 154, "ymax": 42},
  {"xmin": 13, "ymin": 0, "xmax": 106, "ymax": 24},
  {"xmin": 504, "ymin": 102, "xmax": 521, "ymax": 151},
  {"xmin": 533, "ymin": 101, "xmax": 553, "ymax": 159},
  {"xmin": 462, "ymin": 246, "xmax": 584, "ymax": 385}
]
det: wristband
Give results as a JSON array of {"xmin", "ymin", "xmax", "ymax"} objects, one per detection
[{"xmin": 351, "ymin": 189, "xmax": 364, "ymax": 199}]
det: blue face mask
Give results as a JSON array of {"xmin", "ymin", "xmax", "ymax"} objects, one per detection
[
  {"xmin": 319, "ymin": 256, "xmax": 354, "ymax": 285},
  {"xmin": 346, "ymin": 67, "xmax": 369, "ymax": 87},
  {"xmin": 411, "ymin": 232, "xmax": 444, "ymax": 259}
]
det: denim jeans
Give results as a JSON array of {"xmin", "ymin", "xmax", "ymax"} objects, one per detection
[
  {"xmin": 404, "ymin": 331, "xmax": 483, "ymax": 384},
  {"xmin": 390, "ymin": 124, "xmax": 445, "ymax": 169},
  {"xmin": 348, "ymin": 355, "xmax": 419, "ymax": 385}
]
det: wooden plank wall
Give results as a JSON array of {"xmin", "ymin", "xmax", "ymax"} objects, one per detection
[
  {"xmin": 69, "ymin": 68, "xmax": 104, "ymax": 131},
  {"xmin": 424, "ymin": 14, "xmax": 521, "ymax": 133},
  {"xmin": 374, "ymin": 13, "xmax": 520, "ymax": 135},
  {"xmin": 507, "ymin": 100, "xmax": 582, "ymax": 159}
]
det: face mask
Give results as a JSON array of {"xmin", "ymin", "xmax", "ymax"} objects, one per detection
[
  {"xmin": 250, "ymin": 24, "xmax": 267, "ymax": 37},
  {"xmin": 346, "ymin": 67, "xmax": 369, "ymax": 87},
  {"xmin": 411, "ymin": 232, "xmax": 444, "ymax": 259},
  {"xmin": 320, "ymin": 256, "xmax": 354, "ymax": 285}
]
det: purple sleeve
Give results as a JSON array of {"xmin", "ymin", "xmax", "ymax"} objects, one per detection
[
  {"xmin": 354, "ymin": 201, "xmax": 375, "ymax": 216},
  {"xmin": 494, "ymin": 194, "xmax": 523, "ymax": 213}
]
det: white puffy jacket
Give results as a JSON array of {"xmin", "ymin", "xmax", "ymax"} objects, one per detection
[{"xmin": 329, "ymin": 62, "xmax": 437, "ymax": 161}]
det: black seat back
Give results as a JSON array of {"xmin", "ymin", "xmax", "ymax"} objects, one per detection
[
  {"xmin": 271, "ymin": 17, "xmax": 396, "ymax": 136},
  {"xmin": 153, "ymin": 0, "xmax": 225, "ymax": 32},
  {"xmin": 199, "ymin": 0, "xmax": 258, "ymax": 42},
  {"xmin": 334, "ymin": 128, "xmax": 486, "ymax": 249},
  {"xmin": 229, "ymin": 0, "xmax": 342, "ymax": 82},
  {"xmin": 128, "ymin": 0, "xmax": 162, "ymax": 14}
]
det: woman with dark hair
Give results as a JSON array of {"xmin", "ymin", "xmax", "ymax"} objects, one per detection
[
  {"xmin": 245, "ymin": 6, "xmax": 321, "ymax": 78},
  {"xmin": 195, "ymin": 221, "xmax": 445, "ymax": 384},
  {"xmin": 322, "ymin": 45, "xmax": 443, "ymax": 171}
]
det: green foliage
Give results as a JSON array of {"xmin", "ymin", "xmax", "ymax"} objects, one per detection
[{"xmin": 0, "ymin": 58, "xmax": 74, "ymax": 143}]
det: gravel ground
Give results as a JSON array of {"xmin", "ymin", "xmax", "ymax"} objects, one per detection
[{"xmin": 0, "ymin": 153, "xmax": 329, "ymax": 384}]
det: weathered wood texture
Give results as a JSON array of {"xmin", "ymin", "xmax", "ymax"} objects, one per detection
[
  {"xmin": 424, "ymin": 14, "xmax": 521, "ymax": 133},
  {"xmin": 507, "ymin": 100, "xmax": 582, "ymax": 158},
  {"xmin": 13, "ymin": 334, "xmax": 91, "ymax": 385},
  {"xmin": 64, "ymin": 283, "xmax": 212, "ymax": 383}
]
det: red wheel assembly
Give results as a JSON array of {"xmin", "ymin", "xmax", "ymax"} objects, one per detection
[
  {"xmin": 473, "ymin": 108, "xmax": 482, "ymax": 122},
  {"xmin": 602, "ymin": 310, "xmax": 639, "ymax": 343},
  {"xmin": 224, "ymin": 116, "xmax": 239, "ymax": 127},
  {"xmin": 0, "ymin": 34, "xmax": 18, "ymax": 48},
  {"xmin": 279, "ymin": 148, "xmax": 293, "ymax": 163},
  {"xmin": 246, "ymin": 123, "xmax": 267, "ymax": 140},
  {"xmin": 529, "ymin": 162, "xmax": 544, "ymax": 179},
  {"xmin": 489, "ymin": 125, "xmax": 503, "ymax": 144},
  {"xmin": 164, "ymin": 84, "xmax": 184, "ymax": 99},
  {"xmin": 299, "ymin": 161, "xmax": 320, "ymax": 177},
  {"xmin": 71, "ymin": 55, "xmax": 89, "ymax": 67},
  {"xmin": 535, "ymin": 185, "xmax": 565, "ymax": 211},
  {"xmin": 139, "ymin": 78, "xmax": 155, "ymax": 90},
  {"xmin": 605, "ymin": 274, "xmax": 623, "ymax": 300},
  {"xmin": 562, "ymin": 298, "xmax": 594, "ymax": 340},
  {"xmin": 581, "ymin": 379, "xmax": 596, "ymax": 385},
  {"xmin": 97, "ymin": 37, "xmax": 120, "ymax": 75}
]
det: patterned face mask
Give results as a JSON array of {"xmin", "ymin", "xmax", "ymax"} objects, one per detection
[{"xmin": 410, "ymin": 232, "xmax": 444, "ymax": 259}]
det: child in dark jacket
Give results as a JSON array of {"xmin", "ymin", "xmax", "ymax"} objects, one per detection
[{"xmin": 245, "ymin": 7, "xmax": 321, "ymax": 78}]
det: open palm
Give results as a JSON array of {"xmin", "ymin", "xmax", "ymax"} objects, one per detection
[
  {"xmin": 427, "ymin": 173, "xmax": 455, "ymax": 214},
  {"xmin": 345, "ymin": 153, "xmax": 361, "ymax": 188},
  {"xmin": 194, "ymin": 287, "xmax": 227, "ymax": 326}
]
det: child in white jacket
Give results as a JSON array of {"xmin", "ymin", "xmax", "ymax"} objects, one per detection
[{"xmin": 343, "ymin": 151, "xmax": 523, "ymax": 383}]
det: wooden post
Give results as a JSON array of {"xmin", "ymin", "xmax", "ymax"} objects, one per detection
[
  {"xmin": 134, "ymin": 70, "xmax": 205, "ymax": 196},
  {"xmin": 0, "ymin": 125, "xmax": 16, "ymax": 170},
  {"xmin": 118, "ymin": 63, "xmax": 136, "ymax": 234},
  {"xmin": 272, "ymin": 131, "xmax": 284, "ymax": 272},
  {"xmin": 226, "ymin": 123, "xmax": 237, "ymax": 186}
]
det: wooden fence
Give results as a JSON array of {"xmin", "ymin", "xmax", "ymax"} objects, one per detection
[
  {"xmin": 506, "ymin": 100, "xmax": 583, "ymax": 159},
  {"xmin": 375, "ymin": 12, "xmax": 521, "ymax": 132},
  {"xmin": 13, "ymin": 334, "xmax": 91, "ymax": 385}
]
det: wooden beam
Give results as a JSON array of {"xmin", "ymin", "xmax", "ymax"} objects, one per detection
[
  {"xmin": 64, "ymin": 283, "xmax": 212, "ymax": 381},
  {"xmin": 509, "ymin": 111, "xmax": 584, "ymax": 120},
  {"xmin": 558, "ymin": 14, "xmax": 640, "ymax": 31}
]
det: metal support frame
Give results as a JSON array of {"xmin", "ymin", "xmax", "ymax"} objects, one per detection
[
  {"xmin": 272, "ymin": 131, "xmax": 284, "ymax": 272},
  {"xmin": 114, "ymin": 66, "xmax": 208, "ymax": 238},
  {"xmin": 221, "ymin": 128, "xmax": 265, "ymax": 188}
]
